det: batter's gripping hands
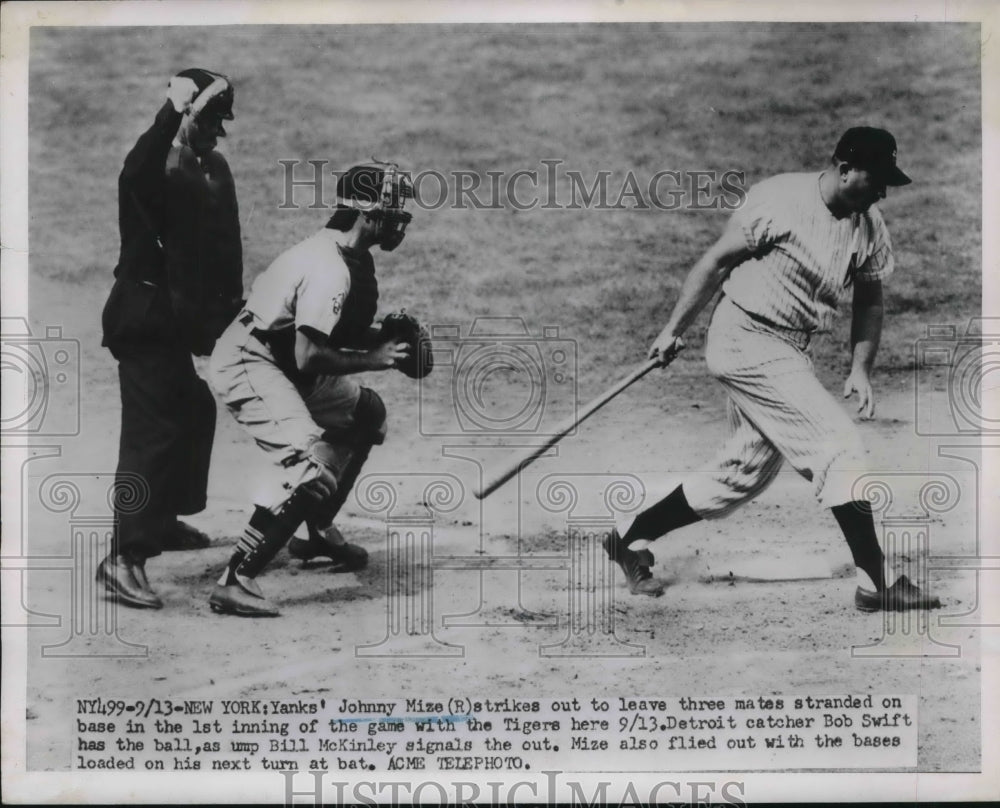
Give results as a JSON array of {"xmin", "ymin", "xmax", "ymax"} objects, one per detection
[
  {"xmin": 380, "ymin": 311, "xmax": 433, "ymax": 379},
  {"xmin": 648, "ymin": 333, "xmax": 686, "ymax": 367}
]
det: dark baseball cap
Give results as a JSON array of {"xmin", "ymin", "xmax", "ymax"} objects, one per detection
[
  {"xmin": 833, "ymin": 127, "xmax": 911, "ymax": 186},
  {"xmin": 176, "ymin": 67, "xmax": 235, "ymax": 120}
]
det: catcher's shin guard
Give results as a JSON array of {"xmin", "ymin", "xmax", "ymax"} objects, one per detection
[
  {"xmin": 307, "ymin": 387, "xmax": 385, "ymax": 530},
  {"xmin": 222, "ymin": 490, "xmax": 312, "ymax": 584},
  {"xmin": 309, "ymin": 442, "xmax": 371, "ymax": 527}
]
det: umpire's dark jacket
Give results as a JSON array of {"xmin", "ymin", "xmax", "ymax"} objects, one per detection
[
  {"xmin": 103, "ymin": 101, "xmax": 243, "ymax": 355},
  {"xmin": 102, "ymin": 101, "xmax": 243, "ymax": 560}
]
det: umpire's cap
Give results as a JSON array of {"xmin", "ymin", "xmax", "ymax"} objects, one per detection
[
  {"xmin": 177, "ymin": 67, "xmax": 235, "ymax": 120},
  {"xmin": 834, "ymin": 127, "xmax": 911, "ymax": 186}
]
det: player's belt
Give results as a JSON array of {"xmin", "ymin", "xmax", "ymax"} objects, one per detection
[
  {"xmin": 743, "ymin": 308, "xmax": 791, "ymax": 332},
  {"xmin": 238, "ymin": 311, "xmax": 276, "ymax": 346},
  {"xmin": 726, "ymin": 298, "xmax": 814, "ymax": 350},
  {"xmin": 240, "ymin": 319, "xmax": 316, "ymax": 389},
  {"xmin": 237, "ymin": 310, "xmax": 278, "ymax": 352},
  {"xmin": 730, "ymin": 301, "xmax": 812, "ymax": 334}
]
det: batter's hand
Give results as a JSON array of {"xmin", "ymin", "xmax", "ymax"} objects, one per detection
[
  {"xmin": 370, "ymin": 340, "xmax": 410, "ymax": 371},
  {"xmin": 648, "ymin": 330, "xmax": 685, "ymax": 368},
  {"xmin": 843, "ymin": 368, "xmax": 876, "ymax": 420},
  {"xmin": 166, "ymin": 75, "xmax": 200, "ymax": 113}
]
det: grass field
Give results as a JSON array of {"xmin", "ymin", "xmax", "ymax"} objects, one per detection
[
  {"xmin": 29, "ymin": 23, "xmax": 982, "ymax": 386},
  {"xmin": 20, "ymin": 22, "xmax": 986, "ymax": 781}
]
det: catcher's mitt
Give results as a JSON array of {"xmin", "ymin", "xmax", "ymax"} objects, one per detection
[{"xmin": 380, "ymin": 311, "xmax": 433, "ymax": 379}]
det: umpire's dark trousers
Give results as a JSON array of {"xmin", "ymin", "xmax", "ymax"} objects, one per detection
[{"xmin": 112, "ymin": 342, "xmax": 216, "ymax": 562}]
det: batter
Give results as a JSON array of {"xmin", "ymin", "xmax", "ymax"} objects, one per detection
[{"xmin": 608, "ymin": 127, "xmax": 941, "ymax": 612}]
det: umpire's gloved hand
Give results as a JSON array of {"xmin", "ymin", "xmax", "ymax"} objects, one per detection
[
  {"xmin": 166, "ymin": 75, "xmax": 200, "ymax": 114},
  {"xmin": 166, "ymin": 73, "xmax": 231, "ymax": 117}
]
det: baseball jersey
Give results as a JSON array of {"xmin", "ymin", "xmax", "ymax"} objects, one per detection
[
  {"xmin": 722, "ymin": 172, "xmax": 894, "ymax": 333},
  {"xmin": 245, "ymin": 228, "xmax": 350, "ymax": 338}
]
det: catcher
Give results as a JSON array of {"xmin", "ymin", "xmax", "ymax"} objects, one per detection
[{"xmin": 208, "ymin": 161, "xmax": 432, "ymax": 617}]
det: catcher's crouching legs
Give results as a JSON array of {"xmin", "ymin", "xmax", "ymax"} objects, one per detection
[
  {"xmin": 210, "ymin": 442, "xmax": 341, "ymax": 617},
  {"xmin": 289, "ymin": 388, "xmax": 386, "ymax": 570}
]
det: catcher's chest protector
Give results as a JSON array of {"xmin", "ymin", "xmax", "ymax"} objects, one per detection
[{"xmin": 329, "ymin": 245, "xmax": 379, "ymax": 346}]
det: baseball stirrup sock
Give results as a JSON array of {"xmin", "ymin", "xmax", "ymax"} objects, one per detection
[
  {"xmin": 623, "ymin": 484, "xmax": 702, "ymax": 544},
  {"xmin": 222, "ymin": 494, "xmax": 311, "ymax": 583},
  {"xmin": 831, "ymin": 500, "xmax": 886, "ymax": 591},
  {"xmin": 221, "ymin": 507, "xmax": 272, "ymax": 585}
]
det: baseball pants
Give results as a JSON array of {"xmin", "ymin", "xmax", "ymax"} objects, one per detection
[
  {"xmin": 209, "ymin": 318, "xmax": 362, "ymax": 507},
  {"xmin": 620, "ymin": 296, "xmax": 869, "ymax": 534},
  {"xmin": 113, "ymin": 341, "xmax": 216, "ymax": 561}
]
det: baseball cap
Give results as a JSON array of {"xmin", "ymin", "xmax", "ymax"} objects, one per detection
[
  {"xmin": 176, "ymin": 67, "xmax": 235, "ymax": 120},
  {"xmin": 833, "ymin": 127, "xmax": 911, "ymax": 186}
]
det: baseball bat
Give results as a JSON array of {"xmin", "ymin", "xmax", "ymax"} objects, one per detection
[{"xmin": 474, "ymin": 355, "xmax": 667, "ymax": 500}]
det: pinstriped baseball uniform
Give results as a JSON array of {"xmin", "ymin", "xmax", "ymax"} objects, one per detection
[
  {"xmin": 722, "ymin": 172, "xmax": 893, "ymax": 331},
  {"xmin": 624, "ymin": 172, "xmax": 895, "ymax": 531}
]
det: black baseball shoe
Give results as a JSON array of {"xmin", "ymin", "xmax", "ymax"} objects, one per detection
[
  {"xmin": 855, "ymin": 575, "xmax": 942, "ymax": 612},
  {"xmin": 289, "ymin": 524, "xmax": 368, "ymax": 572},
  {"xmin": 96, "ymin": 554, "xmax": 163, "ymax": 610},
  {"xmin": 209, "ymin": 576, "xmax": 279, "ymax": 618},
  {"xmin": 603, "ymin": 530, "xmax": 665, "ymax": 597}
]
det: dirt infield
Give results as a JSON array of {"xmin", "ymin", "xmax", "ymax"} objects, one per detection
[{"xmin": 21, "ymin": 277, "xmax": 982, "ymax": 773}]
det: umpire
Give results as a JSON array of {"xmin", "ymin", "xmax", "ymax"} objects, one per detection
[{"xmin": 98, "ymin": 69, "xmax": 244, "ymax": 609}]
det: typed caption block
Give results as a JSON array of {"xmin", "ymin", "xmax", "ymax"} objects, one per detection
[{"xmin": 74, "ymin": 694, "xmax": 917, "ymax": 772}]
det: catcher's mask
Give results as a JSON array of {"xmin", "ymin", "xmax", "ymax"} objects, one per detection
[{"xmin": 336, "ymin": 161, "xmax": 414, "ymax": 252}]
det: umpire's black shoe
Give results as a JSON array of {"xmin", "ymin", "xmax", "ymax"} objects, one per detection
[
  {"xmin": 855, "ymin": 575, "xmax": 942, "ymax": 612},
  {"xmin": 289, "ymin": 524, "xmax": 369, "ymax": 572},
  {"xmin": 130, "ymin": 560, "xmax": 163, "ymax": 604},
  {"xmin": 603, "ymin": 530, "xmax": 665, "ymax": 597},
  {"xmin": 96, "ymin": 554, "xmax": 163, "ymax": 610}
]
